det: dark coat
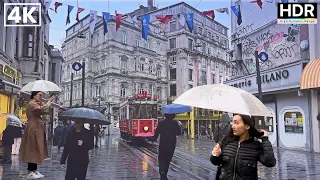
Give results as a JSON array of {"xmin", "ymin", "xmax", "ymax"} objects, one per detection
[
  {"xmin": 210, "ymin": 136, "xmax": 276, "ymax": 180},
  {"xmin": 53, "ymin": 125, "xmax": 65, "ymax": 147},
  {"xmin": 2, "ymin": 125, "xmax": 21, "ymax": 146},
  {"xmin": 153, "ymin": 119, "xmax": 180, "ymax": 161}
]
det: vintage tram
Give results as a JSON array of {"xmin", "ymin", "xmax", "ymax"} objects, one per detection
[{"xmin": 119, "ymin": 92, "xmax": 158, "ymax": 141}]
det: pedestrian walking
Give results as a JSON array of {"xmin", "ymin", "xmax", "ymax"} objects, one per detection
[
  {"xmin": 210, "ymin": 114, "xmax": 276, "ymax": 180},
  {"xmin": 1, "ymin": 124, "xmax": 21, "ymax": 163},
  {"xmin": 60, "ymin": 119, "xmax": 94, "ymax": 180},
  {"xmin": 53, "ymin": 121, "xmax": 65, "ymax": 149},
  {"xmin": 152, "ymin": 113, "xmax": 181, "ymax": 180},
  {"xmin": 93, "ymin": 124, "xmax": 100, "ymax": 148},
  {"xmin": 63, "ymin": 121, "xmax": 74, "ymax": 145},
  {"xmin": 11, "ymin": 124, "xmax": 23, "ymax": 155},
  {"xmin": 214, "ymin": 113, "xmax": 231, "ymax": 143},
  {"xmin": 19, "ymin": 91, "xmax": 53, "ymax": 179}
]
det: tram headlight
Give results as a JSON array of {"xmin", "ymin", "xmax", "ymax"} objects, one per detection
[{"xmin": 143, "ymin": 126, "xmax": 149, "ymax": 132}]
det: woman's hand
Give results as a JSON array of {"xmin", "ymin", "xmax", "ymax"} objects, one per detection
[
  {"xmin": 212, "ymin": 143, "xmax": 222, "ymax": 156},
  {"xmin": 260, "ymin": 129, "xmax": 269, "ymax": 137},
  {"xmin": 48, "ymin": 97, "xmax": 54, "ymax": 102},
  {"xmin": 60, "ymin": 164, "xmax": 65, "ymax": 168}
]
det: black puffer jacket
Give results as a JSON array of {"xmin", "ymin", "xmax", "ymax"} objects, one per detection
[{"xmin": 210, "ymin": 137, "xmax": 276, "ymax": 180}]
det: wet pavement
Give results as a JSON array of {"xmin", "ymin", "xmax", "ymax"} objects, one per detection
[
  {"xmin": 1, "ymin": 131, "xmax": 320, "ymax": 180},
  {"xmin": 174, "ymin": 135, "xmax": 320, "ymax": 180}
]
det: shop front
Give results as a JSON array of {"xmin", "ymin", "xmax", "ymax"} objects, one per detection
[
  {"xmin": 0, "ymin": 64, "xmax": 21, "ymax": 135},
  {"xmin": 225, "ymin": 61, "xmax": 311, "ymax": 150}
]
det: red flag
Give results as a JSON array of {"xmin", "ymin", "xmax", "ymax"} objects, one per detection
[
  {"xmin": 155, "ymin": 15, "xmax": 173, "ymax": 24},
  {"xmin": 54, "ymin": 2, "xmax": 63, "ymax": 13},
  {"xmin": 116, "ymin": 14, "xmax": 122, "ymax": 31},
  {"xmin": 250, "ymin": 0, "xmax": 263, "ymax": 9},
  {"xmin": 202, "ymin": 10, "xmax": 215, "ymax": 21},
  {"xmin": 76, "ymin": 7, "xmax": 85, "ymax": 21}
]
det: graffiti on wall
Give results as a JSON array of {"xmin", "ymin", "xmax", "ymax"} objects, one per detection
[{"xmin": 237, "ymin": 24, "xmax": 300, "ymax": 73}]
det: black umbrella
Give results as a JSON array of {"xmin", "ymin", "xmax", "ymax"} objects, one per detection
[{"xmin": 59, "ymin": 108, "xmax": 111, "ymax": 125}]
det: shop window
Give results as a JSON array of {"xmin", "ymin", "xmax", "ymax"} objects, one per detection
[
  {"xmin": 23, "ymin": 27, "xmax": 35, "ymax": 57},
  {"xmin": 284, "ymin": 111, "xmax": 303, "ymax": 134}
]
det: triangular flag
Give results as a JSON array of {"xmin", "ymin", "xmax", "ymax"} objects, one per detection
[
  {"xmin": 66, "ymin": 5, "xmax": 74, "ymax": 25},
  {"xmin": 76, "ymin": 7, "xmax": 85, "ymax": 22},
  {"xmin": 116, "ymin": 14, "xmax": 122, "ymax": 31},
  {"xmin": 265, "ymin": 0, "xmax": 274, "ymax": 3},
  {"xmin": 250, "ymin": 0, "xmax": 263, "ymax": 9},
  {"xmin": 89, "ymin": 10, "xmax": 98, "ymax": 35},
  {"xmin": 237, "ymin": 5, "xmax": 242, "ymax": 25},
  {"xmin": 202, "ymin": 10, "xmax": 215, "ymax": 22},
  {"xmin": 102, "ymin": 12, "xmax": 110, "ymax": 35},
  {"xmin": 178, "ymin": 14, "xmax": 186, "ymax": 27},
  {"xmin": 54, "ymin": 2, "xmax": 62, "ymax": 13},
  {"xmin": 231, "ymin": 6, "xmax": 238, "ymax": 17},
  {"xmin": 216, "ymin": 8, "xmax": 229, "ymax": 15},
  {"xmin": 156, "ymin": 15, "xmax": 173, "ymax": 24}
]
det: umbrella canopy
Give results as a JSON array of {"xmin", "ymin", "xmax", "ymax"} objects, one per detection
[
  {"xmin": 20, "ymin": 80, "xmax": 62, "ymax": 92},
  {"xmin": 161, "ymin": 104, "xmax": 192, "ymax": 114},
  {"xmin": 59, "ymin": 108, "xmax": 111, "ymax": 125},
  {"xmin": 0, "ymin": 114, "xmax": 23, "ymax": 127},
  {"xmin": 173, "ymin": 84, "xmax": 272, "ymax": 117}
]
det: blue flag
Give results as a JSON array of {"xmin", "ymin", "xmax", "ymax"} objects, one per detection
[
  {"xmin": 184, "ymin": 13, "xmax": 193, "ymax": 33},
  {"xmin": 66, "ymin": 5, "xmax": 74, "ymax": 25},
  {"xmin": 141, "ymin": 15, "xmax": 150, "ymax": 41},
  {"xmin": 281, "ymin": 0, "xmax": 288, "ymax": 2},
  {"xmin": 102, "ymin": 12, "xmax": 110, "ymax": 35},
  {"xmin": 231, "ymin": 6, "xmax": 238, "ymax": 17}
]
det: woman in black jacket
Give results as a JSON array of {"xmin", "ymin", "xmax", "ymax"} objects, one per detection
[
  {"xmin": 210, "ymin": 114, "xmax": 276, "ymax": 180},
  {"xmin": 60, "ymin": 119, "xmax": 94, "ymax": 180}
]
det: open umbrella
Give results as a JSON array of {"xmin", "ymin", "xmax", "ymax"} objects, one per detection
[
  {"xmin": 20, "ymin": 80, "xmax": 62, "ymax": 92},
  {"xmin": 0, "ymin": 113, "xmax": 23, "ymax": 127},
  {"xmin": 173, "ymin": 84, "xmax": 272, "ymax": 117},
  {"xmin": 161, "ymin": 104, "xmax": 192, "ymax": 114},
  {"xmin": 59, "ymin": 107, "xmax": 111, "ymax": 125}
]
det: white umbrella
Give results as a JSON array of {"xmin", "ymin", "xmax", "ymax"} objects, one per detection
[
  {"xmin": 173, "ymin": 84, "xmax": 272, "ymax": 117},
  {"xmin": 20, "ymin": 80, "xmax": 61, "ymax": 92}
]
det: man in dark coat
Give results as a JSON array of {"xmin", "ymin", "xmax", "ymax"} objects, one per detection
[
  {"xmin": 152, "ymin": 113, "xmax": 180, "ymax": 180},
  {"xmin": 53, "ymin": 121, "xmax": 65, "ymax": 149},
  {"xmin": 214, "ymin": 113, "xmax": 231, "ymax": 143},
  {"xmin": 60, "ymin": 119, "xmax": 94, "ymax": 180},
  {"xmin": 2, "ymin": 125, "xmax": 20, "ymax": 164}
]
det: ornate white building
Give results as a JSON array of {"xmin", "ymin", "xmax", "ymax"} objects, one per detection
[{"xmin": 61, "ymin": 14, "xmax": 168, "ymax": 115}]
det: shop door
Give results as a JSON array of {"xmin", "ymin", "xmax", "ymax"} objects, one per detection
[{"xmin": 0, "ymin": 94, "xmax": 9, "ymax": 138}]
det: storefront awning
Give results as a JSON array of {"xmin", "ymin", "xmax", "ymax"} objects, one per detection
[{"xmin": 300, "ymin": 59, "xmax": 320, "ymax": 89}]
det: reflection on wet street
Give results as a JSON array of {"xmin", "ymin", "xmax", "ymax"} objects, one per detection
[{"xmin": 1, "ymin": 134, "xmax": 320, "ymax": 179}]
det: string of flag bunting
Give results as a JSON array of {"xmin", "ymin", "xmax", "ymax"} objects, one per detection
[{"xmin": 45, "ymin": 0, "xmax": 289, "ymax": 41}]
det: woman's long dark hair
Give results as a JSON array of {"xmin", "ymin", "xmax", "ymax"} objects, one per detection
[
  {"xmin": 30, "ymin": 91, "xmax": 41, "ymax": 99},
  {"xmin": 219, "ymin": 114, "xmax": 261, "ymax": 148}
]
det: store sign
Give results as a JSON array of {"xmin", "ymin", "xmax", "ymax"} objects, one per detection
[
  {"xmin": 2, "ymin": 65, "xmax": 19, "ymax": 85},
  {"xmin": 261, "ymin": 70, "xmax": 289, "ymax": 84}
]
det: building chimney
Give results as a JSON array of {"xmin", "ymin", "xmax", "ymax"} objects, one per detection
[{"xmin": 148, "ymin": 0, "xmax": 153, "ymax": 7}]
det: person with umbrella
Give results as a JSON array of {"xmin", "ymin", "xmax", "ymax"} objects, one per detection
[
  {"xmin": 60, "ymin": 118, "xmax": 94, "ymax": 180},
  {"xmin": 210, "ymin": 114, "xmax": 276, "ymax": 180},
  {"xmin": 19, "ymin": 91, "xmax": 53, "ymax": 179},
  {"xmin": 152, "ymin": 104, "xmax": 190, "ymax": 180}
]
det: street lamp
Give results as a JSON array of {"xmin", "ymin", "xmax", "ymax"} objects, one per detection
[{"xmin": 71, "ymin": 61, "xmax": 86, "ymax": 107}]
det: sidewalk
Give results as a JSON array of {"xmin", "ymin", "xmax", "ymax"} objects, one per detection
[
  {"xmin": 175, "ymin": 135, "xmax": 320, "ymax": 180},
  {"xmin": 0, "ymin": 133, "xmax": 160, "ymax": 180}
]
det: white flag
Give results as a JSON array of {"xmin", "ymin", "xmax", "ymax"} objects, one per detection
[
  {"xmin": 216, "ymin": 7, "xmax": 229, "ymax": 15},
  {"xmin": 132, "ymin": 15, "xmax": 140, "ymax": 28},
  {"xmin": 178, "ymin": 14, "xmax": 186, "ymax": 27},
  {"xmin": 89, "ymin": 10, "xmax": 98, "ymax": 35}
]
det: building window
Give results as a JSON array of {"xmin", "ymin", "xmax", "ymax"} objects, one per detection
[
  {"xmin": 135, "ymin": 35, "xmax": 140, "ymax": 46},
  {"xmin": 284, "ymin": 111, "xmax": 303, "ymax": 134},
  {"xmin": 212, "ymin": 73, "xmax": 215, "ymax": 84},
  {"xmin": 140, "ymin": 63, "xmax": 144, "ymax": 71},
  {"xmin": 188, "ymin": 39, "xmax": 193, "ymax": 50},
  {"xmin": 156, "ymin": 65, "xmax": 161, "ymax": 78},
  {"xmin": 202, "ymin": 43, "xmax": 206, "ymax": 53},
  {"xmin": 202, "ymin": 70, "xmax": 207, "ymax": 83},
  {"xmin": 170, "ymin": 21, "xmax": 176, "ymax": 31},
  {"xmin": 170, "ymin": 84, "xmax": 176, "ymax": 96},
  {"xmin": 23, "ymin": 27, "xmax": 35, "ymax": 57},
  {"xmin": 120, "ymin": 59, "xmax": 128, "ymax": 71},
  {"xmin": 202, "ymin": 57, "xmax": 206, "ymax": 68},
  {"xmin": 216, "ymin": 35, "xmax": 220, "ymax": 43},
  {"xmin": 143, "ymin": 41, "xmax": 149, "ymax": 49},
  {"xmin": 149, "ymin": 64, "xmax": 153, "ymax": 73},
  {"xmin": 188, "ymin": 69, "xmax": 193, "ymax": 81},
  {"xmin": 198, "ymin": 27, "xmax": 202, "ymax": 34},
  {"xmin": 211, "ymin": 62, "xmax": 215, "ymax": 71},
  {"xmin": 170, "ymin": 69, "xmax": 176, "ymax": 80},
  {"xmin": 51, "ymin": 63, "xmax": 56, "ymax": 82},
  {"xmin": 208, "ymin": 31, "xmax": 211, "ymax": 38},
  {"xmin": 121, "ymin": 30, "xmax": 127, "ymax": 44},
  {"xmin": 169, "ymin": 38, "xmax": 176, "ymax": 49},
  {"xmin": 157, "ymin": 88, "xmax": 161, "ymax": 99},
  {"xmin": 120, "ymin": 88, "xmax": 126, "ymax": 97}
]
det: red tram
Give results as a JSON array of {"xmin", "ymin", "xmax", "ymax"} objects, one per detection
[{"xmin": 119, "ymin": 92, "xmax": 158, "ymax": 141}]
